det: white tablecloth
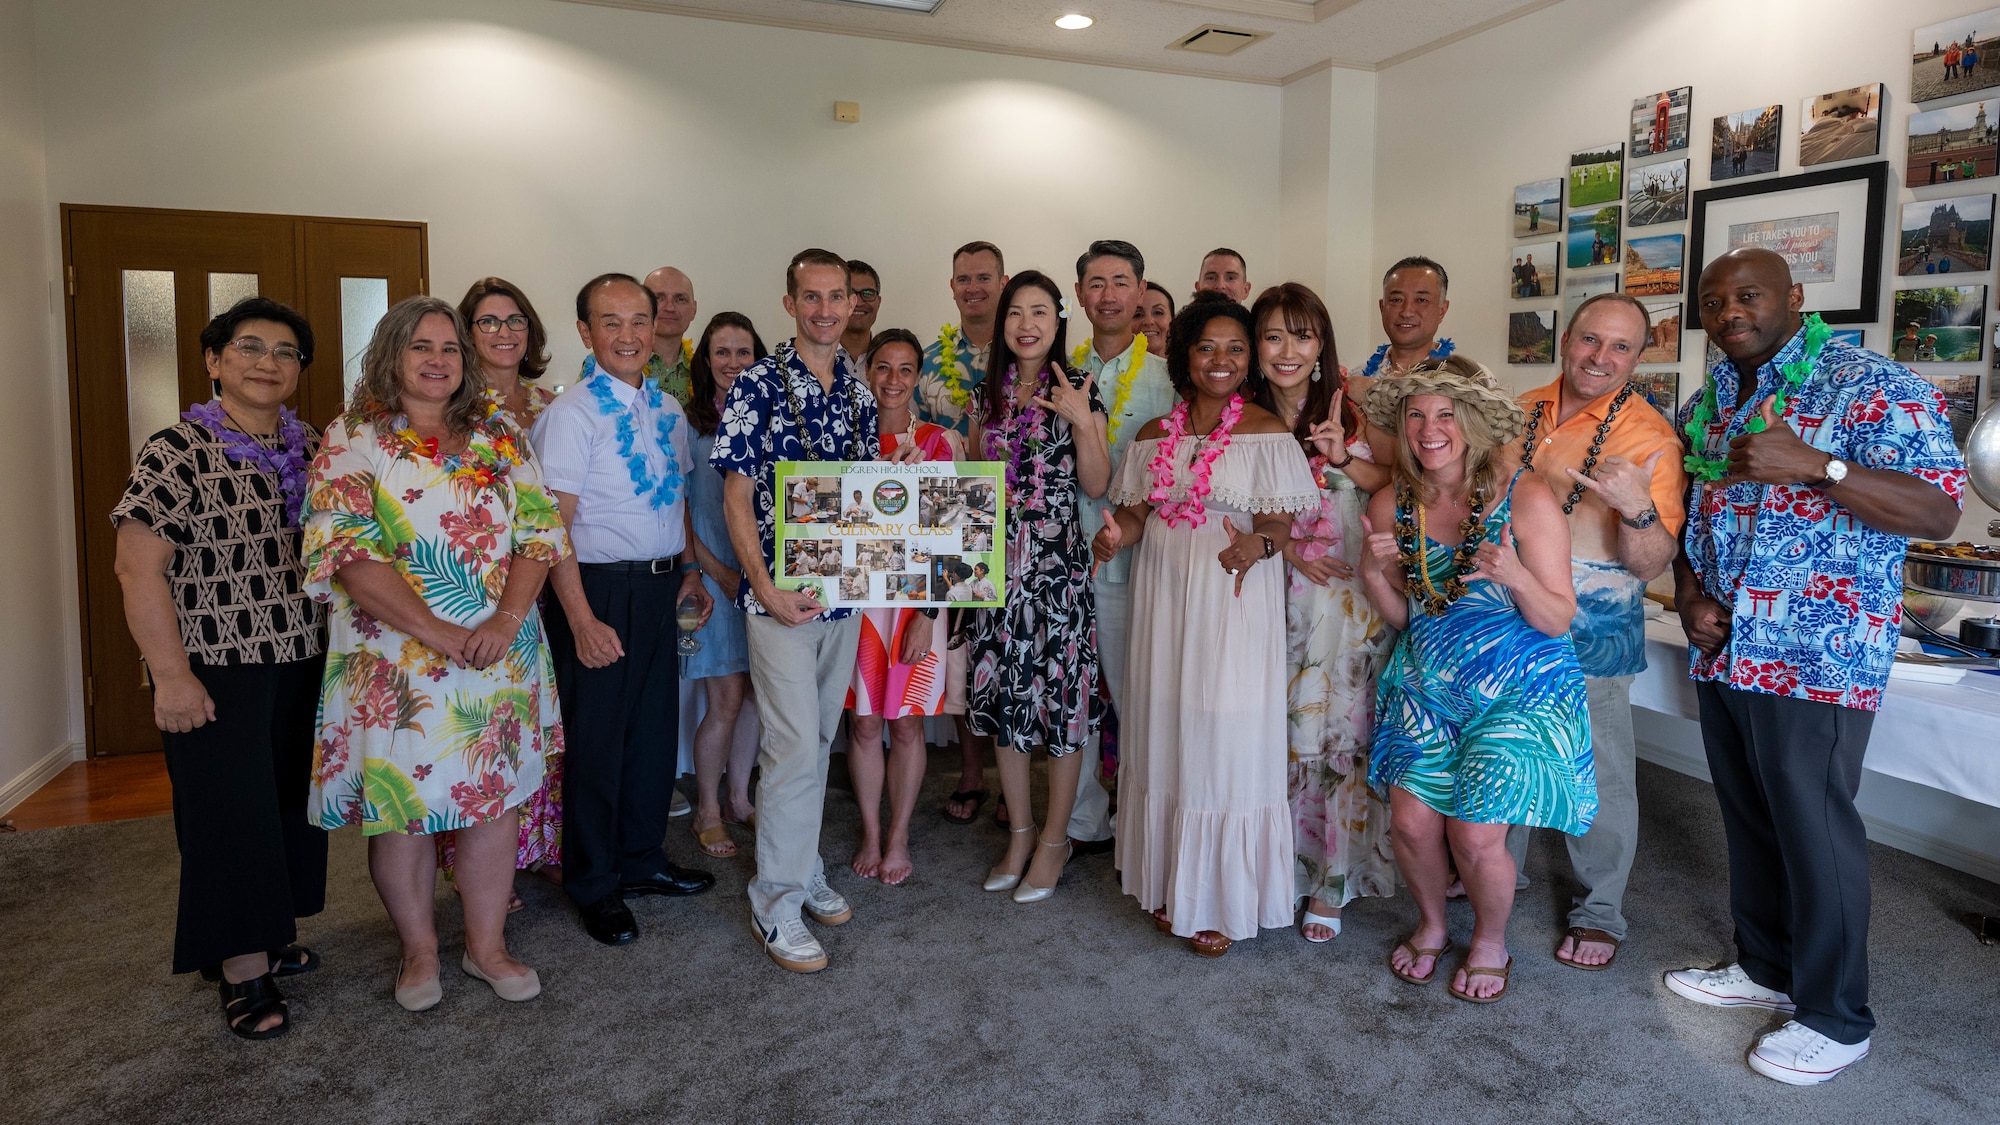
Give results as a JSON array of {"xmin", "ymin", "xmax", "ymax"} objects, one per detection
[{"xmin": 1632, "ymin": 618, "xmax": 2000, "ymax": 809}]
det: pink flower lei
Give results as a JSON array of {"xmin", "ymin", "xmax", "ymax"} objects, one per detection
[{"xmin": 1147, "ymin": 394, "xmax": 1243, "ymax": 529}]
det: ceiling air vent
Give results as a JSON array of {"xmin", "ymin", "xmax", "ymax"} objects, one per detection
[{"xmin": 1168, "ymin": 25, "xmax": 1270, "ymax": 56}]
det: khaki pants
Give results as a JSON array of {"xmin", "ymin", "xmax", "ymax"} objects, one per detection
[
  {"xmin": 1505, "ymin": 673, "xmax": 1638, "ymax": 938},
  {"xmin": 745, "ymin": 613, "xmax": 863, "ymax": 924}
]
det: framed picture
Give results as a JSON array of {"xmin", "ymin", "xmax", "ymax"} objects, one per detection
[
  {"xmin": 1906, "ymin": 99, "xmax": 1998, "ymax": 188},
  {"xmin": 1513, "ymin": 178, "xmax": 1563, "ymax": 238},
  {"xmin": 1899, "ymin": 194, "xmax": 1993, "ymax": 275},
  {"xmin": 1685, "ymin": 161, "xmax": 1890, "ymax": 325},
  {"xmin": 1800, "ymin": 84, "xmax": 1883, "ymax": 166},
  {"xmin": 1711, "ymin": 105, "xmax": 1782, "ymax": 180},
  {"xmin": 1913, "ymin": 9, "xmax": 2000, "ymax": 103},
  {"xmin": 1508, "ymin": 310, "xmax": 1557, "ymax": 364},
  {"xmin": 1565, "ymin": 271, "xmax": 1619, "ymax": 320},
  {"xmin": 1632, "ymin": 370, "xmax": 1680, "ymax": 425},
  {"xmin": 1891, "ymin": 286, "xmax": 1986, "ymax": 364},
  {"xmin": 776, "ymin": 460, "xmax": 1006, "ymax": 608},
  {"xmin": 1627, "ymin": 159, "xmax": 1688, "ymax": 226},
  {"xmin": 1626, "ymin": 233, "xmax": 1685, "ymax": 296},
  {"xmin": 1630, "ymin": 87, "xmax": 1692, "ymax": 157},
  {"xmin": 1510, "ymin": 241, "xmax": 1559, "ymax": 298},
  {"xmin": 1567, "ymin": 203, "xmax": 1622, "ymax": 268},
  {"xmin": 1922, "ymin": 372, "xmax": 1981, "ymax": 446},
  {"xmin": 1829, "ymin": 328, "xmax": 1866, "ymax": 348},
  {"xmin": 1569, "ymin": 143, "xmax": 1624, "ymax": 206},
  {"xmin": 1641, "ymin": 300, "xmax": 1683, "ymax": 363}
]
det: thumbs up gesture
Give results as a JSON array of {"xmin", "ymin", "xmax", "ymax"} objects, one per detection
[
  {"xmin": 1091, "ymin": 507, "xmax": 1126, "ymax": 574},
  {"xmin": 1724, "ymin": 395, "xmax": 1829, "ymax": 486},
  {"xmin": 1217, "ymin": 521, "xmax": 1262, "ymax": 597},
  {"xmin": 1467, "ymin": 521, "xmax": 1527, "ymax": 590}
]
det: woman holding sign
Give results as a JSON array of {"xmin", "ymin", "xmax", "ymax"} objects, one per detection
[
  {"xmin": 846, "ymin": 328, "xmax": 962, "ymax": 885},
  {"xmin": 1092, "ymin": 292, "xmax": 1317, "ymax": 957},
  {"xmin": 966, "ymin": 272, "xmax": 1111, "ymax": 904}
]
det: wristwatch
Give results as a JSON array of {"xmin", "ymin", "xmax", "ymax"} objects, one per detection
[
  {"xmin": 918, "ymin": 607, "xmax": 940, "ymax": 619},
  {"xmin": 1620, "ymin": 505, "xmax": 1660, "ymax": 530},
  {"xmin": 1813, "ymin": 457, "xmax": 1849, "ymax": 488}
]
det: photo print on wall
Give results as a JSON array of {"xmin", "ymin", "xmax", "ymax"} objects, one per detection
[
  {"xmin": 1508, "ymin": 310, "xmax": 1557, "ymax": 364},
  {"xmin": 1567, "ymin": 203, "xmax": 1622, "ymax": 268},
  {"xmin": 1628, "ymin": 159, "xmax": 1689, "ymax": 226},
  {"xmin": 1625, "ymin": 233, "xmax": 1685, "ymax": 296},
  {"xmin": 1711, "ymin": 105, "xmax": 1782, "ymax": 181},
  {"xmin": 1923, "ymin": 372, "xmax": 1982, "ymax": 446},
  {"xmin": 1899, "ymin": 193, "xmax": 1993, "ymax": 276},
  {"xmin": 1891, "ymin": 285, "xmax": 1987, "ymax": 364},
  {"xmin": 1630, "ymin": 87, "xmax": 1692, "ymax": 156},
  {"xmin": 1511, "ymin": 241, "xmax": 1559, "ymax": 298},
  {"xmin": 1800, "ymin": 84, "xmax": 1883, "ymax": 166},
  {"xmin": 1514, "ymin": 178, "xmax": 1563, "ymax": 238},
  {"xmin": 1569, "ymin": 143, "xmax": 1625, "ymax": 206},
  {"xmin": 1906, "ymin": 99, "xmax": 1999, "ymax": 188},
  {"xmin": 1913, "ymin": 8, "xmax": 2000, "ymax": 104},
  {"xmin": 1640, "ymin": 301, "xmax": 1682, "ymax": 364},
  {"xmin": 1565, "ymin": 272, "xmax": 1620, "ymax": 321},
  {"xmin": 1632, "ymin": 370, "xmax": 1680, "ymax": 426}
]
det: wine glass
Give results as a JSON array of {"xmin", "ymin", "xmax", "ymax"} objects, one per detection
[{"xmin": 677, "ymin": 594, "xmax": 704, "ymax": 656}]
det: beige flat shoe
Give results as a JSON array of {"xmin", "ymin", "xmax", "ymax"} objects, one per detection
[{"xmin": 461, "ymin": 952, "xmax": 541, "ymax": 1002}]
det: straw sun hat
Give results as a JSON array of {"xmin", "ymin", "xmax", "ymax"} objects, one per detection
[{"xmin": 1361, "ymin": 355, "xmax": 1526, "ymax": 444}]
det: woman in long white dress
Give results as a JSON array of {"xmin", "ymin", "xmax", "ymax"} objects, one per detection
[{"xmin": 1093, "ymin": 294, "xmax": 1318, "ymax": 956}]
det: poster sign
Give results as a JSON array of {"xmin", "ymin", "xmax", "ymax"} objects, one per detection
[
  {"xmin": 1728, "ymin": 211, "xmax": 1840, "ymax": 284},
  {"xmin": 773, "ymin": 460, "xmax": 1006, "ymax": 608}
]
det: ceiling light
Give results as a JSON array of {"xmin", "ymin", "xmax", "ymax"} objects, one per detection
[{"xmin": 1055, "ymin": 14, "xmax": 1094, "ymax": 30}]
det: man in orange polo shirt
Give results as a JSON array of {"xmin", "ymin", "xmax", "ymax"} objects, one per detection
[{"xmin": 1508, "ymin": 293, "xmax": 1688, "ymax": 971}]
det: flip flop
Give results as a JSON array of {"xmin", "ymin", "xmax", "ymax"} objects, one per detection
[
  {"xmin": 695, "ymin": 823, "xmax": 737, "ymax": 858},
  {"xmin": 1449, "ymin": 956, "xmax": 1514, "ymax": 1004},
  {"xmin": 1554, "ymin": 926, "xmax": 1620, "ymax": 971},
  {"xmin": 941, "ymin": 788, "xmax": 987, "ymax": 824},
  {"xmin": 1389, "ymin": 937, "xmax": 1455, "ymax": 985}
]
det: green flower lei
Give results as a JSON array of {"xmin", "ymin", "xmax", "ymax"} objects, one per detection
[
  {"xmin": 937, "ymin": 324, "xmax": 971, "ymax": 409},
  {"xmin": 1681, "ymin": 313, "xmax": 1831, "ymax": 482}
]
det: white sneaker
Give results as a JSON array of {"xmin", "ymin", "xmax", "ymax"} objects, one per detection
[
  {"xmin": 1663, "ymin": 963, "xmax": 1797, "ymax": 1012},
  {"xmin": 751, "ymin": 912, "xmax": 828, "ymax": 973},
  {"xmin": 804, "ymin": 873, "xmax": 852, "ymax": 926},
  {"xmin": 669, "ymin": 790, "xmax": 691, "ymax": 818},
  {"xmin": 1748, "ymin": 1021, "xmax": 1870, "ymax": 1085}
]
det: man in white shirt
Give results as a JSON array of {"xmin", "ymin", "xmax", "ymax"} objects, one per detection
[{"xmin": 533, "ymin": 272, "xmax": 714, "ymax": 948}]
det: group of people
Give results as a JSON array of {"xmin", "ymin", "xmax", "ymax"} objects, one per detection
[{"xmin": 116, "ymin": 230, "xmax": 1963, "ymax": 1088}]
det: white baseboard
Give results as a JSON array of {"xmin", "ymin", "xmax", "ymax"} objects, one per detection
[{"xmin": 0, "ymin": 740, "xmax": 83, "ymax": 818}]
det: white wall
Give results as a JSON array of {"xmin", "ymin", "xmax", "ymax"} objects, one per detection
[
  {"xmin": 0, "ymin": 0, "xmax": 78, "ymax": 815},
  {"xmin": 1279, "ymin": 65, "xmax": 1381, "ymax": 366},
  {"xmin": 1373, "ymin": 0, "xmax": 2000, "ymax": 538}
]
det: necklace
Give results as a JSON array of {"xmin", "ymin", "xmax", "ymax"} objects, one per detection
[
  {"xmin": 1360, "ymin": 338, "xmax": 1454, "ymax": 380},
  {"xmin": 782, "ymin": 346, "xmax": 864, "ymax": 460},
  {"xmin": 1147, "ymin": 394, "xmax": 1244, "ymax": 529},
  {"xmin": 587, "ymin": 371, "xmax": 683, "ymax": 510},
  {"xmin": 1682, "ymin": 314, "xmax": 1830, "ymax": 481},
  {"xmin": 1394, "ymin": 482, "xmax": 1486, "ymax": 616},
  {"xmin": 935, "ymin": 324, "xmax": 980, "ymax": 410},
  {"xmin": 184, "ymin": 400, "xmax": 311, "ymax": 527},
  {"xmin": 1070, "ymin": 332, "xmax": 1148, "ymax": 446},
  {"xmin": 984, "ymin": 363, "xmax": 1048, "ymax": 507},
  {"xmin": 1520, "ymin": 383, "xmax": 1634, "ymax": 513}
]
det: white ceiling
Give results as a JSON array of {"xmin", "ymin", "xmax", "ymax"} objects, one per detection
[{"xmin": 558, "ymin": 0, "xmax": 1565, "ymax": 83}]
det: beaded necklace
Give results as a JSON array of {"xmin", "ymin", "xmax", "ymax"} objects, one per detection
[
  {"xmin": 1360, "ymin": 338, "xmax": 1454, "ymax": 380},
  {"xmin": 1519, "ymin": 382, "xmax": 1635, "ymax": 513},
  {"xmin": 1070, "ymin": 332, "xmax": 1148, "ymax": 446},
  {"xmin": 1394, "ymin": 482, "xmax": 1487, "ymax": 616},
  {"xmin": 587, "ymin": 371, "xmax": 683, "ymax": 510},
  {"xmin": 782, "ymin": 350, "xmax": 864, "ymax": 461},
  {"xmin": 1146, "ymin": 394, "xmax": 1245, "ymax": 529},
  {"xmin": 183, "ymin": 399, "xmax": 311, "ymax": 527},
  {"xmin": 1682, "ymin": 314, "xmax": 1831, "ymax": 481}
]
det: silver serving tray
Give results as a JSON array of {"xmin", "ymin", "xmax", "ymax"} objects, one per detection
[{"xmin": 1905, "ymin": 553, "xmax": 2000, "ymax": 602}]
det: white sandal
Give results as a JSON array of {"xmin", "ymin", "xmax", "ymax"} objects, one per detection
[{"xmin": 1301, "ymin": 908, "xmax": 1342, "ymax": 944}]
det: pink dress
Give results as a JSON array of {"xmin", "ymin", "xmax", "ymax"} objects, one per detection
[{"xmin": 847, "ymin": 422, "xmax": 965, "ymax": 718}]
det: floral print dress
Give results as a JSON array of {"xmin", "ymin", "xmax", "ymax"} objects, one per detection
[
  {"xmin": 966, "ymin": 376, "xmax": 1105, "ymax": 755},
  {"xmin": 1285, "ymin": 444, "xmax": 1397, "ymax": 910},
  {"xmin": 304, "ymin": 413, "xmax": 569, "ymax": 836}
]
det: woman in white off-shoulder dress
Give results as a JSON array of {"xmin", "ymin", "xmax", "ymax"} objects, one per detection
[{"xmin": 1092, "ymin": 294, "xmax": 1319, "ymax": 956}]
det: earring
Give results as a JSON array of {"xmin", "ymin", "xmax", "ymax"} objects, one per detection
[{"xmin": 1310, "ymin": 361, "xmax": 1322, "ymax": 383}]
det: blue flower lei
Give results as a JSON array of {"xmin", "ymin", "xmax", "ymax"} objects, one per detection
[
  {"xmin": 587, "ymin": 371, "xmax": 683, "ymax": 509},
  {"xmin": 1359, "ymin": 338, "xmax": 1455, "ymax": 379}
]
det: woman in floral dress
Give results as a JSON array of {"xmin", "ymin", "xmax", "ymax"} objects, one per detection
[
  {"xmin": 965, "ymin": 272, "xmax": 1110, "ymax": 904},
  {"xmin": 305, "ymin": 296, "xmax": 567, "ymax": 1010},
  {"xmin": 1250, "ymin": 283, "xmax": 1397, "ymax": 944}
]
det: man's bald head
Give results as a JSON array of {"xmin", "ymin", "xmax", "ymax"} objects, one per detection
[
  {"xmin": 1698, "ymin": 247, "xmax": 1804, "ymax": 367},
  {"xmin": 644, "ymin": 266, "xmax": 697, "ymax": 345}
]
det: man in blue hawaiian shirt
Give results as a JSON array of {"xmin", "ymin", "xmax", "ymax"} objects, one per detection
[
  {"xmin": 1666, "ymin": 248, "xmax": 1965, "ymax": 1086},
  {"xmin": 916, "ymin": 241, "xmax": 1007, "ymax": 434}
]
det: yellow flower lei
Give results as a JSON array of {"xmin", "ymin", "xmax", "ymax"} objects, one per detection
[
  {"xmin": 1070, "ymin": 333, "xmax": 1148, "ymax": 446},
  {"xmin": 937, "ymin": 324, "xmax": 971, "ymax": 409},
  {"xmin": 680, "ymin": 337, "xmax": 693, "ymax": 368}
]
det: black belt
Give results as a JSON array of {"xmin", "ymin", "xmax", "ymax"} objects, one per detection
[{"xmin": 579, "ymin": 554, "xmax": 682, "ymax": 574}]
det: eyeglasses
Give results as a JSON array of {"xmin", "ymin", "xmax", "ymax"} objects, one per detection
[
  {"xmin": 230, "ymin": 337, "xmax": 304, "ymax": 366},
  {"xmin": 473, "ymin": 314, "xmax": 532, "ymax": 333},
  {"xmin": 852, "ymin": 288, "xmax": 880, "ymax": 300}
]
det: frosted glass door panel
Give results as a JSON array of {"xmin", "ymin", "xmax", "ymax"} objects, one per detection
[
  {"xmin": 122, "ymin": 269, "xmax": 179, "ymax": 462},
  {"xmin": 341, "ymin": 277, "xmax": 390, "ymax": 401},
  {"xmin": 207, "ymin": 272, "xmax": 259, "ymax": 317}
]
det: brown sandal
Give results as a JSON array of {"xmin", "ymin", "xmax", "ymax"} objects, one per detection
[
  {"xmin": 1449, "ymin": 956, "xmax": 1513, "ymax": 1004},
  {"xmin": 1554, "ymin": 926, "xmax": 1620, "ymax": 971},
  {"xmin": 695, "ymin": 823, "xmax": 736, "ymax": 859},
  {"xmin": 1189, "ymin": 931, "xmax": 1233, "ymax": 958},
  {"xmin": 1389, "ymin": 937, "xmax": 1455, "ymax": 985},
  {"xmin": 1152, "ymin": 908, "xmax": 1173, "ymax": 935}
]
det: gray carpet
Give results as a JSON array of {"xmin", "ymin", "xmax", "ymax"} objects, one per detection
[{"xmin": 2, "ymin": 754, "xmax": 1996, "ymax": 1124}]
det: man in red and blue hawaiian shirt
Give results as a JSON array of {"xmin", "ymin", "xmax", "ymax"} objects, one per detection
[{"xmin": 1666, "ymin": 248, "xmax": 1965, "ymax": 1086}]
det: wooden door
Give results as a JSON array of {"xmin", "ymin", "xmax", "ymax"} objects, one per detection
[{"xmin": 63, "ymin": 205, "xmax": 427, "ymax": 756}]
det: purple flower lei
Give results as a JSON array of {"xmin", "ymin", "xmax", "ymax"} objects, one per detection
[
  {"xmin": 183, "ymin": 399, "xmax": 311, "ymax": 527},
  {"xmin": 982, "ymin": 364, "xmax": 1048, "ymax": 510}
]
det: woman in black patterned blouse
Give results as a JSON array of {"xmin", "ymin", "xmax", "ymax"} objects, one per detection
[{"xmin": 112, "ymin": 297, "xmax": 328, "ymax": 1041}]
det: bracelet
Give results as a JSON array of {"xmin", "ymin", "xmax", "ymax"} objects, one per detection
[
  {"xmin": 1258, "ymin": 533, "xmax": 1276, "ymax": 560},
  {"xmin": 1327, "ymin": 452, "xmax": 1354, "ymax": 469},
  {"xmin": 496, "ymin": 609, "xmax": 523, "ymax": 626}
]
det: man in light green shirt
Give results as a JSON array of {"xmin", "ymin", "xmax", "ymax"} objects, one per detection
[{"xmin": 1067, "ymin": 239, "xmax": 1175, "ymax": 850}]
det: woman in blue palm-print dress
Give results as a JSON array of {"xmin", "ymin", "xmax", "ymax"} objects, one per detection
[{"xmin": 1355, "ymin": 356, "xmax": 1594, "ymax": 1004}]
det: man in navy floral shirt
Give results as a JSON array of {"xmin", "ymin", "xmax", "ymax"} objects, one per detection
[
  {"xmin": 712, "ymin": 248, "xmax": 881, "ymax": 973},
  {"xmin": 1666, "ymin": 248, "xmax": 1965, "ymax": 1086}
]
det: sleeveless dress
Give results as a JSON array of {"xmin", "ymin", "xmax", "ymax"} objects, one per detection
[{"xmin": 1369, "ymin": 472, "xmax": 1597, "ymax": 834}]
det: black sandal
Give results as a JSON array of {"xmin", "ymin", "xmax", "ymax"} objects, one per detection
[
  {"xmin": 219, "ymin": 974, "xmax": 291, "ymax": 1041},
  {"xmin": 201, "ymin": 944, "xmax": 319, "ymax": 983},
  {"xmin": 940, "ymin": 789, "xmax": 987, "ymax": 824}
]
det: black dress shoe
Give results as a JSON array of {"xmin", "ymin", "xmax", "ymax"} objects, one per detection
[
  {"xmin": 581, "ymin": 895, "xmax": 639, "ymax": 946},
  {"xmin": 620, "ymin": 863, "xmax": 716, "ymax": 897},
  {"xmin": 1069, "ymin": 836, "xmax": 1115, "ymax": 858}
]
